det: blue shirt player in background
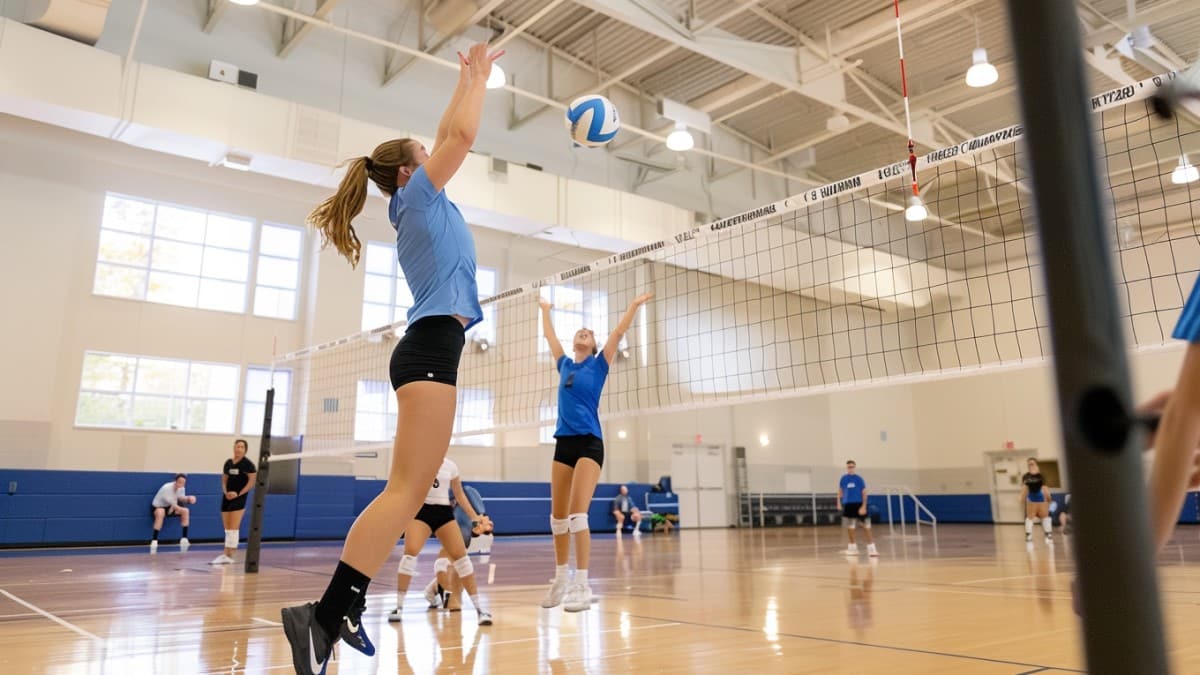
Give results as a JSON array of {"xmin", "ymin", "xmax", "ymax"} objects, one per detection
[
  {"xmin": 281, "ymin": 42, "xmax": 504, "ymax": 675},
  {"xmin": 538, "ymin": 291, "xmax": 653, "ymax": 612},
  {"xmin": 839, "ymin": 460, "xmax": 878, "ymax": 557}
]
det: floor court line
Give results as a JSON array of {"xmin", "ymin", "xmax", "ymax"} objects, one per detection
[
  {"xmin": 196, "ymin": 620, "xmax": 683, "ymax": 674},
  {"xmin": 252, "ymin": 617, "xmax": 283, "ymax": 626},
  {"xmin": 625, "ymin": 612, "xmax": 1083, "ymax": 672},
  {"xmin": 0, "ymin": 588, "xmax": 103, "ymax": 642}
]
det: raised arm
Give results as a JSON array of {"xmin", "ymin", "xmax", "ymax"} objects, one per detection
[
  {"xmin": 1150, "ymin": 346, "xmax": 1200, "ymax": 551},
  {"xmin": 433, "ymin": 53, "xmax": 473, "ymax": 152},
  {"xmin": 602, "ymin": 293, "xmax": 653, "ymax": 365},
  {"xmin": 422, "ymin": 43, "xmax": 504, "ymax": 193},
  {"xmin": 539, "ymin": 296, "xmax": 565, "ymax": 362},
  {"xmin": 451, "ymin": 478, "xmax": 482, "ymax": 523}
]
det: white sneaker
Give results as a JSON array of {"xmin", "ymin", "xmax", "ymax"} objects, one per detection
[
  {"xmin": 1045, "ymin": 534, "xmax": 1054, "ymax": 545},
  {"xmin": 387, "ymin": 606, "xmax": 403, "ymax": 622},
  {"xmin": 477, "ymin": 609, "xmax": 493, "ymax": 626},
  {"xmin": 149, "ymin": 541, "xmax": 158, "ymax": 555},
  {"xmin": 179, "ymin": 538, "xmax": 190, "ymax": 553},
  {"xmin": 563, "ymin": 583, "xmax": 592, "ymax": 613},
  {"xmin": 540, "ymin": 579, "xmax": 569, "ymax": 609},
  {"xmin": 867, "ymin": 544, "xmax": 879, "ymax": 557},
  {"xmin": 423, "ymin": 580, "xmax": 441, "ymax": 608},
  {"xmin": 633, "ymin": 528, "xmax": 642, "ymax": 537},
  {"xmin": 844, "ymin": 544, "xmax": 858, "ymax": 555},
  {"xmin": 209, "ymin": 554, "xmax": 234, "ymax": 565}
]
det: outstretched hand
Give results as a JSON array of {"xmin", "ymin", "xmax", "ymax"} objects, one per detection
[
  {"xmin": 539, "ymin": 296, "xmax": 553, "ymax": 311},
  {"xmin": 466, "ymin": 42, "xmax": 505, "ymax": 84}
]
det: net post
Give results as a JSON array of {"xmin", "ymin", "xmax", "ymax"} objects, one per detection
[
  {"xmin": 1005, "ymin": 2, "xmax": 1167, "ymax": 673},
  {"xmin": 244, "ymin": 386, "xmax": 274, "ymax": 574}
]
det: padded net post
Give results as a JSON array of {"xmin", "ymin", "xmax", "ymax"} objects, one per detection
[{"xmin": 244, "ymin": 386, "xmax": 273, "ymax": 574}]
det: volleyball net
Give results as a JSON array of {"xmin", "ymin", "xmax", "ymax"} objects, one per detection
[{"xmin": 266, "ymin": 71, "xmax": 1199, "ymax": 463}]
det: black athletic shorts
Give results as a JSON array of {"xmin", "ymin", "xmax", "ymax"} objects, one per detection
[
  {"xmin": 389, "ymin": 316, "xmax": 467, "ymax": 390},
  {"xmin": 151, "ymin": 505, "xmax": 181, "ymax": 517},
  {"xmin": 842, "ymin": 502, "xmax": 867, "ymax": 521},
  {"xmin": 414, "ymin": 503, "xmax": 456, "ymax": 533},
  {"xmin": 221, "ymin": 495, "xmax": 248, "ymax": 512},
  {"xmin": 553, "ymin": 434, "xmax": 605, "ymax": 468}
]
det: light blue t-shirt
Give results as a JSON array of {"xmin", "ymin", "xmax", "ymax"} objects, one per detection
[
  {"xmin": 1173, "ymin": 275, "xmax": 1200, "ymax": 342},
  {"xmin": 839, "ymin": 474, "xmax": 865, "ymax": 504},
  {"xmin": 388, "ymin": 165, "xmax": 483, "ymax": 330},
  {"xmin": 555, "ymin": 354, "xmax": 609, "ymax": 439}
]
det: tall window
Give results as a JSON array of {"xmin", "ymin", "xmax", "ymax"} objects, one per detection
[
  {"xmin": 362, "ymin": 242, "xmax": 413, "ymax": 331},
  {"xmin": 470, "ymin": 267, "xmax": 498, "ymax": 343},
  {"xmin": 354, "ymin": 379, "xmax": 397, "ymax": 442},
  {"xmin": 76, "ymin": 352, "xmax": 239, "ymax": 433},
  {"xmin": 454, "ymin": 388, "xmax": 494, "ymax": 447},
  {"xmin": 242, "ymin": 367, "xmax": 291, "ymax": 436},
  {"xmin": 94, "ymin": 195, "xmax": 254, "ymax": 313},
  {"xmin": 254, "ymin": 224, "xmax": 303, "ymax": 320}
]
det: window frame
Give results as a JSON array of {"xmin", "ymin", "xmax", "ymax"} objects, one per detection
[
  {"xmin": 252, "ymin": 223, "xmax": 304, "ymax": 321},
  {"xmin": 241, "ymin": 366, "xmax": 292, "ymax": 437}
]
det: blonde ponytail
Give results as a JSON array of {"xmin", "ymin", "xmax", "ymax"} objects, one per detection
[
  {"xmin": 307, "ymin": 139, "xmax": 417, "ymax": 268},
  {"xmin": 308, "ymin": 156, "xmax": 369, "ymax": 268}
]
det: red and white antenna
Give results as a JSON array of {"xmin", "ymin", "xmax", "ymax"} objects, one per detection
[{"xmin": 892, "ymin": 0, "xmax": 927, "ymax": 222}]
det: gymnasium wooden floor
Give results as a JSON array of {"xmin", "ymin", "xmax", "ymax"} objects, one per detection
[{"xmin": 3, "ymin": 525, "xmax": 1200, "ymax": 674}]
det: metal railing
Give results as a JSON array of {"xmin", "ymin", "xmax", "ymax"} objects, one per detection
[{"xmin": 880, "ymin": 485, "xmax": 937, "ymax": 538}]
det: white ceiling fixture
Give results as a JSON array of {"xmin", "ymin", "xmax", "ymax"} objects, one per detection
[
  {"xmin": 217, "ymin": 151, "xmax": 253, "ymax": 171},
  {"xmin": 666, "ymin": 122, "xmax": 694, "ymax": 152},
  {"xmin": 486, "ymin": 63, "xmax": 505, "ymax": 90},
  {"xmin": 965, "ymin": 15, "xmax": 998, "ymax": 88},
  {"xmin": 905, "ymin": 194, "xmax": 928, "ymax": 222},
  {"xmin": 228, "ymin": 0, "xmax": 259, "ymax": 6},
  {"xmin": 1172, "ymin": 155, "xmax": 1199, "ymax": 185}
]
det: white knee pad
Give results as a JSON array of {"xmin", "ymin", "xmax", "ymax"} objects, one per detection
[
  {"xmin": 452, "ymin": 556, "xmax": 474, "ymax": 578},
  {"xmin": 398, "ymin": 554, "xmax": 418, "ymax": 577},
  {"xmin": 550, "ymin": 517, "xmax": 569, "ymax": 536},
  {"xmin": 224, "ymin": 529, "xmax": 239, "ymax": 549},
  {"xmin": 567, "ymin": 513, "xmax": 590, "ymax": 534},
  {"xmin": 434, "ymin": 557, "xmax": 451, "ymax": 574},
  {"xmin": 844, "ymin": 518, "xmax": 857, "ymax": 530}
]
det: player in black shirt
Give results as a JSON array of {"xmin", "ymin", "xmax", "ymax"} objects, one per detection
[
  {"xmin": 211, "ymin": 439, "xmax": 256, "ymax": 565},
  {"xmin": 1021, "ymin": 457, "xmax": 1053, "ymax": 545}
]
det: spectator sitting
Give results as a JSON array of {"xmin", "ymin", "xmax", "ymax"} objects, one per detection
[{"xmin": 611, "ymin": 485, "xmax": 642, "ymax": 535}]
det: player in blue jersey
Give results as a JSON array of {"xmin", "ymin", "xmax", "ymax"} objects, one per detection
[
  {"xmin": 839, "ymin": 460, "xmax": 878, "ymax": 557},
  {"xmin": 281, "ymin": 42, "xmax": 503, "ymax": 675},
  {"xmin": 538, "ymin": 291, "xmax": 653, "ymax": 612}
]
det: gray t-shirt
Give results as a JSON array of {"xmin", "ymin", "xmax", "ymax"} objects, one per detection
[
  {"xmin": 151, "ymin": 482, "xmax": 186, "ymax": 508},
  {"xmin": 612, "ymin": 493, "xmax": 632, "ymax": 513}
]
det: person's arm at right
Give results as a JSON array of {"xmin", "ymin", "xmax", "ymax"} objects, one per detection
[{"xmin": 1149, "ymin": 345, "xmax": 1200, "ymax": 552}]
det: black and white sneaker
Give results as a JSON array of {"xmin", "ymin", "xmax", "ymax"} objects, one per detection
[
  {"xmin": 423, "ymin": 580, "xmax": 442, "ymax": 609},
  {"xmin": 339, "ymin": 597, "xmax": 375, "ymax": 657},
  {"xmin": 281, "ymin": 602, "xmax": 333, "ymax": 675}
]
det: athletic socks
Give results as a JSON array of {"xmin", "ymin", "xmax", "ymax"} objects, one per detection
[
  {"xmin": 575, "ymin": 569, "xmax": 588, "ymax": 586},
  {"xmin": 1024, "ymin": 518, "xmax": 1033, "ymax": 535},
  {"xmin": 1042, "ymin": 517, "xmax": 1053, "ymax": 535},
  {"xmin": 555, "ymin": 564, "xmax": 569, "ymax": 582},
  {"xmin": 181, "ymin": 526, "xmax": 189, "ymax": 538},
  {"xmin": 315, "ymin": 560, "xmax": 371, "ymax": 640},
  {"xmin": 151, "ymin": 529, "xmax": 160, "ymax": 541}
]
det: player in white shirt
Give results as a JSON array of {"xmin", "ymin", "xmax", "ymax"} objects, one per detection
[
  {"xmin": 149, "ymin": 473, "xmax": 196, "ymax": 554},
  {"xmin": 385, "ymin": 458, "xmax": 492, "ymax": 627}
]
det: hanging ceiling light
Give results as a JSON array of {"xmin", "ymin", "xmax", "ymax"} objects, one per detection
[
  {"xmin": 665, "ymin": 122, "xmax": 694, "ymax": 152},
  {"xmin": 228, "ymin": 0, "xmax": 259, "ymax": 6},
  {"xmin": 966, "ymin": 48, "xmax": 999, "ymax": 88},
  {"xmin": 965, "ymin": 14, "xmax": 998, "ymax": 88},
  {"xmin": 1172, "ymin": 154, "xmax": 1200, "ymax": 184},
  {"xmin": 905, "ymin": 194, "xmax": 928, "ymax": 222},
  {"xmin": 486, "ymin": 64, "xmax": 506, "ymax": 90}
]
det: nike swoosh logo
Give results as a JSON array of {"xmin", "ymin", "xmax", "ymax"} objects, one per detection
[
  {"xmin": 308, "ymin": 627, "xmax": 325, "ymax": 673},
  {"xmin": 345, "ymin": 619, "xmax": 359, "ymax": 632}
]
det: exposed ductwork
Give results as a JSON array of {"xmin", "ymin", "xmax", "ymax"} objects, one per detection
[{"xmin": 25, "ymin": 0, "xmax": 111, "ymax": 46}]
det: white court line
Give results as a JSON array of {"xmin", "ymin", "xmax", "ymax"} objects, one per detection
[
  {"xmin": 252, "ymin": 617, "xmax": 283, "ymax": 626},
  {"xmin": 197, "ymin": 620, "xmax": 682, "ymax": 674},
  {"xmin": 949, "ymin": 573, "xmax": 1068, "ymax": 586},
  {"xmin": 0, "ymin": 588, "xmax": 103, "ymax": 642}
]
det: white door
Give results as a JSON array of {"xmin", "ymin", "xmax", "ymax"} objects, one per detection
[
  {"xmin": 671, "ymin": 447, "xmax": 700, "ymax": 529},
  {"xmin": 697, "ymin": 446, "xmax": 728, "ymax": 528},
  {"xmin": 990, "ymin": 454, "xmax": 1027, "ymax": 523},
  {"xmin": 671, "ymin": 444, "xmax": 728, "ymax": 529}
]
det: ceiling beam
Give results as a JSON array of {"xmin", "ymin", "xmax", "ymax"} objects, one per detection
[
  {"xmin": 382, "ymin": 0, "xmax": 510, "ymax": 85},
  {"xmin": 203, "ymin": 0, "xmax": 228, "ymax": 34},
  {"xmin": 830, "ymin": 0, "xmax": 988, "ymax": 58},
  {"xmin": 278, "ymin": 0, "xmax": 348, "ymax": 58}
]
